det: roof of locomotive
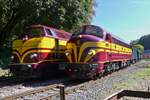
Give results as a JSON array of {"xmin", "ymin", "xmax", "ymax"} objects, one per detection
[
  {"xmin": 25, "ymin": 24, "xmax": 71, "ymax": 40},
  {"xmin": 110, "ymin": 33, "xmax": 131, "ymax": 48},
  {"xmin": 83, "ymin": 25, "xmax": 131, "ymax": 48},
  {"xmin": 27, "ymin": 24, "xmax": 71, "ymax": 35}
]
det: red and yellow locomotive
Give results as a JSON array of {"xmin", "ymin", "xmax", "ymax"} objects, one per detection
[
  {"xmin": 9, "ymin": 24, "xmax": 71, "ymax": 77},
  {"xmin": 64, "ymin": 25, "xmax": 132, "ymax": 79}
]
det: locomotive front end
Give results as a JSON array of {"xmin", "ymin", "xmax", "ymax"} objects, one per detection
[
  {"xmin": 10, "ymin": 26, "xmax": 46, "ymax": 77},
  {"xmin": 65, "ymin": 25, "xmax": 105, "ymax": 79},
  {"xmin": 9, "ymin": 25, "xmax": 71, "ymax": 78}
]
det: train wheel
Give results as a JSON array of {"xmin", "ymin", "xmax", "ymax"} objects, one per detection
[
  {"xmin": 93, "ymin": 73, "xmax": 100, "ymax": 80},
  {"xmin": 107, "ymin": 64, "xmax": 113, "ymax": 73},
  {"xmin": 115, "ymin": 63, "xmax": 120, "ymax": 71},
  {"xmin": 112, "ymin": 63, "xmax": 116, "ymax": 71},
  {"xmin": 98, "ymin": 72, "xmax": 103, "ymax": 79},
  {"xmin": 127, "ymin": 60, "xmax": 131, "ymax": 66},
  {"xmin": 103, "ymin": 64, "xmax": 108, "ymax": 76}
]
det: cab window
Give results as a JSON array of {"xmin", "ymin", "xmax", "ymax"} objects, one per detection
[
  {"xmin": 106, "ymin": 34, "xmax": 112, "ymax": 42},
  {"xmin": 74, "ymin": 25, "xmax": 104, "ymax": 38},
  {"xmin": 45, "ymin": 28, "xmax": 53, "ymax": 36},
  {"xmin": 25, "ymin": 27, "xmax": 44, "ymax": 38}
]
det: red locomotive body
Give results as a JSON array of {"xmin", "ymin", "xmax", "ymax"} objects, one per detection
[{"xmin": 64, "ymin": 25, "xmax": 132, "ymax": 79}]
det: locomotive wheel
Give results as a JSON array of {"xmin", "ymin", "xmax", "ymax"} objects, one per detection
[
  {"xmin": 101, "ymin": 69, "xmax": 106, "ymax": 77},
  {"xmin": 93, "ymin": 73, "xmax": 100, "ymax": 80},
  {"xmin": 119, "ymin": 62, "xmax": 124, "ymax": 69},
  {"xmin": 112, "ymin": 63, "xmax": 116, "ymax": 71},
  {"xmin": 106, "ymin": 63, "xmax": 113, "ymax": 74},
  {"xmin": 115, "ymin": 63, "xmax": 120, "ymax": 71},
  {"xmin": 102, "ymin": 65, "xmax": 108, "ymax": 76},
  {"xmin": 98, "ymin": 72, "xmax": 103, "ymax": 79},
  {"xmin": 127, "ymin": 61, "xmax": 131, "ymax": 66}
]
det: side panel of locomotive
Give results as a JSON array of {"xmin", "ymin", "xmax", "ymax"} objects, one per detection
[
  {"xmin": 64, "ymin": 25, "xmax": 132, "ymax": 79},
  {"xmin": 9, "ymin": 25, "xmax": 71, "ymax": 78}
]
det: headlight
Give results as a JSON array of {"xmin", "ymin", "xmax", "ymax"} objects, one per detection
[
  {"xmin": 65, "ymin": 51, "xmax": 71, "ymax": 56},
  {"xmin": 30, "ymin": 53, "xmax": 38, "ymax": 59},
  {"xmin": 28, "ymin": 65, "xmax": 32, "ymax": 68},
  {"xmin": 11, "ymin": 55, "xmax": 14, "ymax": 60},
  {"xmin": 88, "ymin": 49, "xmax": 96, "ymax": 56}
]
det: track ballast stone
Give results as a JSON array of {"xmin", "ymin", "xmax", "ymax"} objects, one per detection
[{"xmin": 66, "ymin": 60, "xmax": 150, "ymax": 100}]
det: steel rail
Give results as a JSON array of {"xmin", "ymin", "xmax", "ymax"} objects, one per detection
[
  {"xmin": 2, "ymin": 84, "xmax": 60, "ymax": 100},
  {"xmin": 39, "ymin": 80, "xmax": 96, "ymax": 100}
]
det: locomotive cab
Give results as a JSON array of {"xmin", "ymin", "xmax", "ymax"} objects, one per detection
[{"xmin": 64, "ymin": 25, "xmax": 108, "ymax": 79}]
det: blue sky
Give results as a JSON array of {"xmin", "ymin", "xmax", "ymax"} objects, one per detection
[{"xmin": 92, "ymin": 0, "xmax": 150, "ymax": 43}]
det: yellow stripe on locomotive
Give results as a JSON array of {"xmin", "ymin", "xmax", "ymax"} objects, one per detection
[{"xmin": 66, "ymin": 41, "xmax": 132, "ymax": 64}]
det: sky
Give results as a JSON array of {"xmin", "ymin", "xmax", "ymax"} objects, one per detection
[{"xmin": 92, "ymin": 0, "xmax": 150, "ymax": 43}]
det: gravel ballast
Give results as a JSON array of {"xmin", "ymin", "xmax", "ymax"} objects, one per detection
[
  {"xmin": 0, "ymin": 60, "xmax": 150, "ymax": 100},
  {"xmin": 66, "ymin": 60, "xmax": 150, "ymax": 100},
  {"xmin": 0, "ymin": 78, "xmax": 67, "ymax": 99}
]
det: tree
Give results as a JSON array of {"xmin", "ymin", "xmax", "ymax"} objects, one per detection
[
  {"xmin": 132, "ymin": 44, "xmax": 144, "ymax": 53},
  {"xmin": 131, "ymin": 34, "xmax": 150, "ymax": 50},
  {"xmin": 138, "ymin": 34, "xmax": 150, "ymax": 50},
  {"xmin": 0, "ymin": 0, "xmax": 96, "ymax": 67}
]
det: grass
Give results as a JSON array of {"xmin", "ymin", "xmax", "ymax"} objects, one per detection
[
  {"xmin": 0, "ymin": 68, "xmax": 9, "ymax": 77},
  {"xmin": 113, "ymin": 64, "xmax": 150, "ymax": 90},
  {"xmin": 133, "ymin": 65, "xmax": 150, "ymax": 79},
  {"xmin": 113, "ymin": 79, "xmax": 135, "ymax": 89},
  {"xmin": 143, "ymin": 59, "xmax": 150, "ymax": 61}
]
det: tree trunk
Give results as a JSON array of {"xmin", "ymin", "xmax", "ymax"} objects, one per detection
[{"xmin": 0, "ymin": 11, "xmax": 20, "ymax": 62}]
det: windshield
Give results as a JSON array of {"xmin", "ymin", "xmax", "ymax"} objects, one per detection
[
  {"xmin": 25, "ymin": 27, "xmax": 45, "ymax": 38},
  {"xmin": 73, "ymin": 25, "xmax": 104, "ymax": 38}
]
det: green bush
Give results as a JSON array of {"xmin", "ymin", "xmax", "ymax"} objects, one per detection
[{"xmin": 0, "ymin": 46, "xmax": 11, "ymax": 69}]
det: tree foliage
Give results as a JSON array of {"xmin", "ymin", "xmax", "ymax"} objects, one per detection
[
  {"xmin": 138, "ymin": 34, "xmax": 150, "ymax": 50},
  {"xmin": 0, "ymin": 0, "xmax": 95, "ymax": 45},
  {"xmin": 0, "ymin": 0, "xmax": 96, "ymax": 67},
  {"xmin": 132, "ymin": 44, "xmax": 144, "ymax": 53},
  {"xmin": 131, "ymin": 34, "xmax": 150, "ymax": 50}
]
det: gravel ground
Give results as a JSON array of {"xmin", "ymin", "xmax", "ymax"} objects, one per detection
[
  {"xmin": 0, "ymin": 85, "xmax": 33, "ymax": 99},
  {"xmin": 0, "ymin": 78, "xmax": 67, "ymax": 99},
  {"xmin": 15, "ymin": 87, "xmax": 60, "ymax": 100},
  {"xmin": 0, "ymin": 60, "xmax": 150, "ymax": 100},
  {"xmin": 66, "ymin": 60, "xmax": 150, "ymax": 100}
]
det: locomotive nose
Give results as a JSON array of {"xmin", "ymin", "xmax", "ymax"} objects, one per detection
[{"xmin": 66, "ymin": 34, "xmax": 100, "ymax": 63}]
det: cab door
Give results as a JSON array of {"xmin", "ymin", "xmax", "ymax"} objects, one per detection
[
  {"xmin": 55, "ymin": 38, "xmax": 60, "ymax": 60},
  {"xmin": 105, "ymin": 34, "xmax": 112, "ymax": 62},
  {"xmin": 45, "ymin": 28, "xmax": 60, "ymax": 60}
]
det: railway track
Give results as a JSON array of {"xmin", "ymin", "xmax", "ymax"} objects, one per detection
[
  {"xmin": 1, "ymin": 60, "xmax": 150, "ymax": 100},
  {"xmin": 0, "ymin": 76, "xmax": 20, "ymax": 87},
  {"xmin": 1, "ymin": 78, "xmax": 95, "ymax": 100},
  {"xmin": 0, "ymin": 77, "xmax": 72, "ymax": 99},
  {"xmin": 2, "ymin": 84, "xmax": 61, "ymax": 100}
]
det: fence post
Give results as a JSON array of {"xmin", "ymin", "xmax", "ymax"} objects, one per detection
[
  {"xmin": 148, "ymin": 86, "xmax": 150, "ymax": 92},
  {"xmin": 59, "ymin": 85, "xmax": 65, "ymax": 100}
]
